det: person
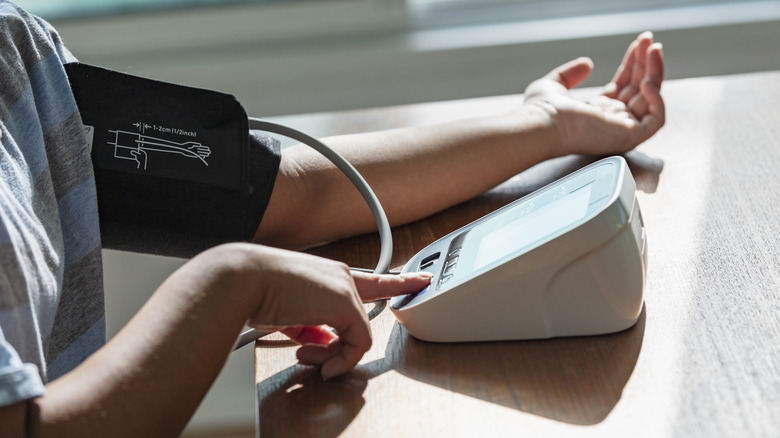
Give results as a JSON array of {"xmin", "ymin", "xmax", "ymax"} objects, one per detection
[{"xmin": 0, "ymin": 0, "xmax": 664, "ymax": 435}]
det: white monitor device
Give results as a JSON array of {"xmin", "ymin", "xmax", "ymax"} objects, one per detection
[{"xmin": 390, "ymin": 156, "xmax": 647, "ymax": 342}]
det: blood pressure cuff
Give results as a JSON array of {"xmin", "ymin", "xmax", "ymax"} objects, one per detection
[{"xmin": 65, "ymin": 63, "xmax": 281, "ymax": 258}]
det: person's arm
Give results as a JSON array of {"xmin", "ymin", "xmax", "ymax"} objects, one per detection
[
  {"xmin": 255, "ymin": 32, "xmax": 664, "ymax": 250},
  {"xmin": 0, "ymin": 244, "xmax": 430, "ymax": 438}
]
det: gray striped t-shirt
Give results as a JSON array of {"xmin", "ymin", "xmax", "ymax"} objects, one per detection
[
  {"xmin": 0, "ymin": 1, "xmax": 105, "ymax": 407},
  {"xmin": 0, "ymin": 1, "xmax": 282, "ymax": 409}
]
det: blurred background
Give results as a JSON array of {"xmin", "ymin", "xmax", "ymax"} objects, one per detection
[{"xmin": 20, "ymin": 0, "xmax": 780, "ymax": 436}]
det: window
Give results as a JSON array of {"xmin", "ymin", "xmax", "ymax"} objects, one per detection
[
  {"xmin": 25, "ymin": 0, "xmax": 278, "ymax": 19},
  {"xmin": 408, "ymin": 0, "xmax": 765, "ymax": 29},
  {"xmin": 37, "ymin": 0, "xmax": 780, "ymax": 116}
]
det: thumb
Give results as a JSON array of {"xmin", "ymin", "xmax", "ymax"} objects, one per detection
[
  {"xmin": 547, "ymin": 57, "xmax": 594, "ymax": 90},
  {"xmin": 351, "ymin": 271, "xmax": 433, "ymax": 302}
]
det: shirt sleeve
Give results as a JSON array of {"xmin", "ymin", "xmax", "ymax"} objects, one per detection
[{"xmin": 0, "ymin": 328, "xmax": 45, "ymax": 408}]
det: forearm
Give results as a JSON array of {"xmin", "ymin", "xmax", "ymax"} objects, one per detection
[
  {"xmin": 18, "ymin": 242, "xmax": 408, "ymax": 437},
  {"xmin": 29, "ymin": 245, "xmax": 260, "ymax": 438},
  {"xmin": 256, "ymin": 107, "xmax": 561, "ymax": 249}
]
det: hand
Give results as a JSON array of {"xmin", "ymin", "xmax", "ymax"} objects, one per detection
[
  {"xmin": 521, "ymin": 31, "xmax": 665, "ymax": 157},
  {"xmin": 243, "ymin": 245, "xmax": 431, "ymax": 379}
]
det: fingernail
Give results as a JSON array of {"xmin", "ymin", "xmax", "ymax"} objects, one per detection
[
  {"xmin": 579, "ymin": 56, "xmax": 594, "ymax": 68},
  {"xmin": 401, "ymin": 271, "xmax": 432, "ymax": 279},
  {"xmin": 640, "ymin": 31, "xmax": 653, "ymax": 40}
]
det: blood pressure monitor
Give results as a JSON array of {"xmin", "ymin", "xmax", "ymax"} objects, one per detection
[{"xmin": 390, "ymin": 156, "xmax": 647, "ymax": 342}]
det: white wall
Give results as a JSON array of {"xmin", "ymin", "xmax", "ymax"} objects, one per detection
[
  {"xmin": 100, "ymin": 250, "xmax": 255, "ymax": 435},
  {"xmin": 54, "ymin": 1, "xmax": 780, "ymax": 116}
]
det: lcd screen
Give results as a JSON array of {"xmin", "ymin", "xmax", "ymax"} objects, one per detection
[
  {"xmin": 443, "ymin": 161, "xmax": 618, "ymax": 288},
  {"xmin": 474, "ymin": 184, "xmax": 592, "ymax": 270}
]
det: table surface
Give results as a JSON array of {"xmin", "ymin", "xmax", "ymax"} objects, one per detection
[{"xmin": 254, "ymin": 71, "xmax": 780, "ymax": 437}]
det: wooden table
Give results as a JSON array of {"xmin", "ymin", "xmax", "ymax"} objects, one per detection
[{"xmin": 255, "ymin": 71, "xmax": 780, "ymax": 437}]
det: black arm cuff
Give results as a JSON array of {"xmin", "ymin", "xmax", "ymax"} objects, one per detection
[
  {"xmin": 97, "ymin": 131, "xmax": 281, "ymax": 258},
  {"xmin": 64, "ymin": 62, "xmax": 282, "ymax": 258}
]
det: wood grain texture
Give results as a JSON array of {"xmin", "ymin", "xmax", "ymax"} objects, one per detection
[{"xmin": 255, "ymin": 72, "xmax": 780, "ymax": 437}]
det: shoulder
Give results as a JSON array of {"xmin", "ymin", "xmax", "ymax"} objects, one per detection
[
  {"xmin": 0, "ymin": 1, "xmax": 77, "ymax": 66},
  {"xmin": 0, "ymin": 1, "xmax": 80, "ymax": 146}
]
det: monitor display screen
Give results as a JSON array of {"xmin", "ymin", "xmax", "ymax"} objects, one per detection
[
  {"xmin": 441, "ymin": 161, "xmax": 618, "ymax": 289},
  {"xmin": 473, "ymin": 183, "xmax": 593, "ymax": 270}
]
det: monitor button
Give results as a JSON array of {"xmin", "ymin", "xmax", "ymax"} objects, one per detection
[{"xmin": 446, "ymin": 255, "xmax": 459, "ymax": 267}]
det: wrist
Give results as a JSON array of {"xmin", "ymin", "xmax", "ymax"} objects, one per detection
[
  {"xmin": 505, "ymin": 103, "xmax": 569, "ymax": 161},
  {"xmin": 183, "ymin": 243, "xmax": 270, "ymax": 322}
]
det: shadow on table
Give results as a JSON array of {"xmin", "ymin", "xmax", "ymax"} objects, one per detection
[
  {"xmin": 257, "ymin": 365, "xmax": 369, "ymax": 438},
  {"xmin": 256, "ymin": 308, "xmax": 645, "ymax": 437},
  {"xmin": 391, "ymin": 306, "xmax": 646, "ymax": 426}
]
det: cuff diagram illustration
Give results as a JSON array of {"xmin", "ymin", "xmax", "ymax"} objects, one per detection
[{"xmin": 107, "ymin": 122, "xmax": 211, "ymax": 170}]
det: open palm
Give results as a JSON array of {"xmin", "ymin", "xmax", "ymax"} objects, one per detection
[{"xmin": 523, "ymin": 32, "xmax": 665, "ymax": 156}]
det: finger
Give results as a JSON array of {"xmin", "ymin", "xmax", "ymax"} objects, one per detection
[
  {"xmin": 286, "ymin": 277, "xmax": 372, "ymax": 379},
  {"xmin": 607, "ymin": 31, "xmax": 653, "ymax": 99},
  {"xmin": 546, "ymin": 57, "xmax": 594, "ymax": 90},
  {"xmin": 608, "ymin": 39, "xmax": 639, "ymax": 96},
  {"xmin": 628, "ymin": 93, "xmax": 649, "ymax": 119},
  {"xmin": 638, "ymin": 76, "xmax": 666, "ymax": 140},
  {"xmin": 617, "ymin": 84, "xmax": 640, "ymax": 104},
  {"xmin": 298, "ymin": 339, "xmax": 375, "ymax": 381},
  {"xmin": 318, "ymin": 308, "xmax": 372, "ymax": 380},
  {"xmin": 630, "ymin": 32, "xmax": 653, "ymax": 88},
  {"xmin": 646, "ymin": 42, "xmax": 664, "ymax": 90},
  {"xmin": 610, "ymin": 37, "xmax": 639, "ymax": 97},
  {"xmin": 618, "ymin": 33, "xmax": 653, "ymax": 105},
  {"xmin": 635, "ymin": 43, "xmax": 665, "ymax": 137},
  {"xmin": 297, "ymin": 340, "xmax": 343, "ymax": 366},
  {"xmin": 282, "ymin": 325, "xmax": 337, "ymax": 345},
  {"xmin": 602, "ymin": 81, "xmax": 619, "ymax": 98},
  {"xmin": 627, "ymin": 41, "xmax": 664, "ymax": 118},
  {"xmin": 321, "ymin": 335, "xmax": 367, "ymax": 380},
  {"xmin": 351, "ymin": 271, "xmax": 433, "ymax": 302}
]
